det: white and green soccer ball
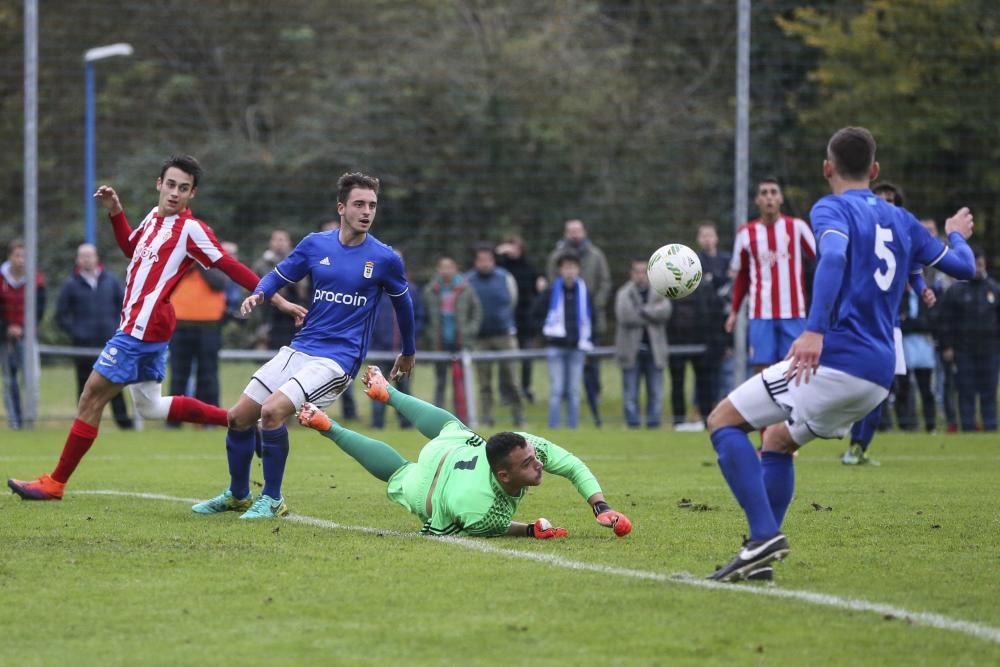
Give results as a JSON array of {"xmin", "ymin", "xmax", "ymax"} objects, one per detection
[{"xmin": 647, "ymin": 243, "xmax": 703, "ymax": 299}]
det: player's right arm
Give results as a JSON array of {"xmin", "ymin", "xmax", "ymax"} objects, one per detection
[
  {"xmin": 786, "ymin": 197, "xmax": 851, "ymax": 384},
  {"xmin": 94, "ymin": 185, "xmax": 139, "ymax": 257},
  {"xmin": 726, "ymin": 227, "xmax": 750, "ymax": 333}
]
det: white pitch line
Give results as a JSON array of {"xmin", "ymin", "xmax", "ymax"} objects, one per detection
[{"xmin": 74, "ymin": 489, "xmax": 1000, "ymax": 646}]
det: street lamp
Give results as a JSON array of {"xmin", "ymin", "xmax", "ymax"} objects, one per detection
[{"xmin": 84, "ymin": 43, "xmax": 132, "ymax": 245}]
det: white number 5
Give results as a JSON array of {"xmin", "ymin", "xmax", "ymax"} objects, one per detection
[{"xmin": 873, "ymin": 227, "xmax": 896, "ymax": 291}]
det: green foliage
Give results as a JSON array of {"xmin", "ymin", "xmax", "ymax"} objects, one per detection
[{"xmin": 779, "ymin": 0, "xmax": 1000, "ymax": 249}]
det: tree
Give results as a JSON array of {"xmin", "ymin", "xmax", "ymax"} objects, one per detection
[{"xmin": 779, "ymin": 0, "xmax": 1000, "ymax": 254}]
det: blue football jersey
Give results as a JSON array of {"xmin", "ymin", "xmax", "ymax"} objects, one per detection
[
  {"xmin": 269, "ymin": 231, "xmax": 409, "ymax": 376},
  {"xmin": 810, "ymin": 189, "xmax": 947, "ymax": 388}
]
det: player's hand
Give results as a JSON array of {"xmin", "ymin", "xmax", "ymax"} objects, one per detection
[
  {"xmin": 596, "ymin": 510, "xmax": 633, "ymax": 537},
  {"xmin": 944, "ymin": 207, "xmax": 974, "ymax": 239},
  {"xmin": 270, "ymin": 293, "xmax": 308, "ymax": 326},
  {"xmin": 941, "ymin": 347, "xmax": 954, "ymax": 363},
  {"xmin": 297, "ymin": 402, "xmax": 332, "ymax": 432},
  {"xmin": 389, "ymin": 353, "xmax": 415, "ymax": 381},
  {"xmin": 529, "ymin": 518, "xmax": 568, "ymax": 539},
  {"xmin": 240, "ymin": 292, "xmax": 265, "ymax": 317},
  {"xmin": 724, "ymin": 311, "xmax": 737, "ymax": 334},
  {"xmin": 93, "ymin": 185, "xmax": 123, "ymax": 216},
  {"xmin": 784, "ymin": 330, "xmax": 823, "ymax": 385},
  {"xmin": 921, "ymin": 287, "xmax": 937, "ymax": 308}
]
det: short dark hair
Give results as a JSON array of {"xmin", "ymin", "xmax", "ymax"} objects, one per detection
[
  {"xmin": 872, "ymin": 182, "xmax": 905, "ymax": 207},
  {"xmin": 160, "ymin": 155, "xmax": 202, "ymax": 188},
  {"xmin": 756, "ymin": 177, "xmax": 781, "ymax": 194},
  {"xmin": 486, "ymin": 432, "xmax": 528, "ymax": 471},
  {"xmin": 473, "ymin": 242, "xmax": 495, "ymax": 258},
  {"xmin": 827, "ymin": 127, "xmax": 876, "ymax": 180},
  {"xmin": 8, "ymin": 238, "xmax": 24, "ymax": 256},
  {"xmin": 556, "ymin": 250, "xmax": 581, "ymax": 267},
  {"xmin": 337, "ymin": 172, "xmax": 380, "ymax": 205}
]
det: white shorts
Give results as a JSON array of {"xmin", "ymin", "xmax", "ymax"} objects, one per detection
[
  {"xmin": 245, "ymin": 346, "xmax": 351, "ymax": 409},
  {"xmin": 893, "ymin": 327, "xmax": 906, "ymax": 376},
  {"xmin": 728, "ymin": 360, "xmax": 889, "ymax": 446}
]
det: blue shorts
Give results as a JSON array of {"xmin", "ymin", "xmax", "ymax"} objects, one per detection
[
  {"xmin": 748, "ymin": 318, "xmax": 806, "ymax": 366},
  {"xmin": 92, "ymin": 330, "xmax": 168, "ymax": 386}
]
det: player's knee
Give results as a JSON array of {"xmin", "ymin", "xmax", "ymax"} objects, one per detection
[
  {"xmin": 131, "ymin": 389, "xmax": 172, "ymax": 419},
  {"xmin": 259, "ymin": 401, "xmax": 291, "ymax": 430},
  {"xmin": 761, "ymin": 425, "xmax": 798, "ymax": 455},
  {"xmin": 227, "ymin": 407, "xmax": 254, "ymax": 431},
  {"xmin": 706, "ymin": 400, "xmax": 737, "ymax": 433}
]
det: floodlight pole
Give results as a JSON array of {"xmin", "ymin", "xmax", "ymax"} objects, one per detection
[
  {"xmin": 22, "ymin": 0, "xmax": 39, "ymax": 428},
  {"xmin": 733, "ymin": 0, "xmax": 751, "ymax": 384},
  {"xmin": 84, "ymin": 43, "xmax": 132, "ymax": 245}
]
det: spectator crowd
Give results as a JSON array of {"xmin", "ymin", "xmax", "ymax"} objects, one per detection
[{"xmin": 3, "ymin": 180, "xmax": 998, "ymax": 433}]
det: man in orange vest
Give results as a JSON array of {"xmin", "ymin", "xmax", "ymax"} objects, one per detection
[{"xmin": 166, "ymin": 263, "xmax": 227, "ymax": 426}]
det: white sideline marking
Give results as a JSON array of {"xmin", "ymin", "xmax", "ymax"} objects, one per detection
[{"xmin": 74, "ymin": 489, "xmax": 1000, "ymax": 646}]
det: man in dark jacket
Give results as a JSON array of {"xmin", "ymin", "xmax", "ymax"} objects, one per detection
[
  {"xmin": 55, "ymin": 244, "xmax": 133, "ymax": 428},
  {"xmin": 496, "ymin": 235, "xmax": 542, "ymax": 403},
  {"xmin": 939, "ymin": 248, "xmax": 1000, "ymax": 431}
]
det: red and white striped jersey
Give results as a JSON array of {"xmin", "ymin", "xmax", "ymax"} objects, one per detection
[
  {"xmin": 118, "ymin": 207, "xmax": 225, "ymax": 341},
  {"xmin": 730, "ymin": 215, "xmax": 816, "ymax": 320}
]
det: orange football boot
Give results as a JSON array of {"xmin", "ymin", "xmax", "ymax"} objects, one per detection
[{"xmin": 8, "ymin": 474, "xmax": 65, "ymax": 501}]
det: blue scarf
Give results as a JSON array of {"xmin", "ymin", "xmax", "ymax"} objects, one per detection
[{"xmin": 543, "ymin": 278, "xmax": 593, "ymax": 351}]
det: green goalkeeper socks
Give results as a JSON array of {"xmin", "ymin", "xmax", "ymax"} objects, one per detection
[
  {"xmin": 386, "ymin": 387, "xmax": 463, "ymax": 439},
  {"xmin": 323, "ymin": 421, "xmax": 408, "ymax": 483}
]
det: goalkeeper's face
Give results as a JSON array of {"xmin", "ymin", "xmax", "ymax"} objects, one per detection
[{"xmin": 498, "ymin": 443, "xmax": 544, "ymax": 489}]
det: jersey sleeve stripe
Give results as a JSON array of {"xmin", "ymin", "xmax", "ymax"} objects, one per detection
[
  {"xmin": 273, "ymin": 267, "xmax": 294, "ymax": 283},
  {"xmin": 927, "ymin": 247, "xmax": 949, "ymax": 267},
  {"xmin": 819, "ymin": 229, "xmax": 850, "ymax": 241},
  {"xmin": 386, "ymin": 286, "xmax": 409, "ymax": 298}
]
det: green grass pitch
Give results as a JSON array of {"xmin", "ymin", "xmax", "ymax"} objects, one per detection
[{"xmin": 3, "ymin": 422, "xmax": 999, "ymax": 665}]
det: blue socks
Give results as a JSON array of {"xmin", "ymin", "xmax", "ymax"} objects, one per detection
[
  {"xmin": 261, "ymin": 424, "xmax": 290, "ymax": 500},
  {"xmin": 226, "ymin": 427, "xmax": 255, "ymax": 500},
  {"xmin": 761, "ymin": 451, "xmax": 795, "ymax": 528},
  {"xmin": 850, "ymin": 402, "xmax": 883, "ymax": 451},
  {"xmin": 711, "ymin": 426, "xmax": 780, "ymax": 541}
]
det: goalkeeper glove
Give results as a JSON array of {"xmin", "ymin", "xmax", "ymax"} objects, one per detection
[
  {"xmin": 593, "ymin": 501, "xmax": 633, "ymax": 537},
  {"xmin": 528, "ymin": 518, "xmax": 568, "ymax": 539}
]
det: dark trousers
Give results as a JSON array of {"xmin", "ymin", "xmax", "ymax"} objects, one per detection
[
  {"xmin": 668, "ymin": 353, "xmax": 715, "ymax": 425},
  {"xmin": 371, "ymin": 360, "xmax": 412, "ymax": 429},
  {"xmin": 75, "ymin": 338, "xmax": 132, "ymax": 429},
  {"xmin": 954, "ymin": 351, "xmax": 998, "ymax": 431},
  {"xmin": 894, "ymin": 369, "xmax": 936, "ymax": 432},
  {"xmin": 939, "ymin": 357, "xmax": 958, "ymax": 427},
  {"xmin": 167, "ymin": 324, "xmax": 222, "ymax": 425}
]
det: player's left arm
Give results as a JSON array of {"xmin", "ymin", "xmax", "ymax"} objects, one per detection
[
  {"xmin": 797, "ymin": 217, "xmax": 817, "ymax": 260},
  {"xmin": 187, "ymin": 222, "xmax": 308, "ymax": 323},
  {"xmin": 531, "ymin": 435, "xmax": 632, "ymax": 537},
  {"xmin": 917, "ymin": 208, "xmax": 975, "ymax": 281},
  {"xmin": 384, "ymin": 252, "xmax": 416, "ymax": 379}
]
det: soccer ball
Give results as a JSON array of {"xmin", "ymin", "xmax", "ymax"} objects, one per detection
[{"xmin": 647, "ymin": 243, "xmax": 703, "ymax": 299}]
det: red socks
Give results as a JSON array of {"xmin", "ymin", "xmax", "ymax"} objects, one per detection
[
  {"xmin": 51, "ymin": 419, "xmax": 99, "ymax": 484},
  {"xmin": 166, "ymin": 396, "xmax": 229, "ymax": 427}
]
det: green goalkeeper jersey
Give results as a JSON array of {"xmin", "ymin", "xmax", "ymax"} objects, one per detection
[{"xmin": 386, "ymin": 420, "xmax": 602, "ymax": 537}]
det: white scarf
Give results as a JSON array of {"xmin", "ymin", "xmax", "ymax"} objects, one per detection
[{"xmin": 543, "ymin": 278, "xmax": 593, "ymax": 351}]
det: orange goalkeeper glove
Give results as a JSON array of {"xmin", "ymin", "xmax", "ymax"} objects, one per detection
[
  {"xmin": 593, "ymin": 501, "xmax": 632, "ymax": 537},
  {"xmin": 528, "ymin": 518, "xmax": 568, "ymax": 539}
]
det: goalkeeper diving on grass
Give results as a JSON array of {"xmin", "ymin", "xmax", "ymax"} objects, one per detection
[{"xmin": 297, "ymin": 366, "xmax": 632, "ymax": 538}]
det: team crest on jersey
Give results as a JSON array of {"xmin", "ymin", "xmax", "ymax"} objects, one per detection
[
  {"xmin": 363, "ymin": 261, "xmax": 374, "ymax": 279},
  {"xmin": 153, "ymin": 226, "xmax": 174, "ymax": 246}
]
